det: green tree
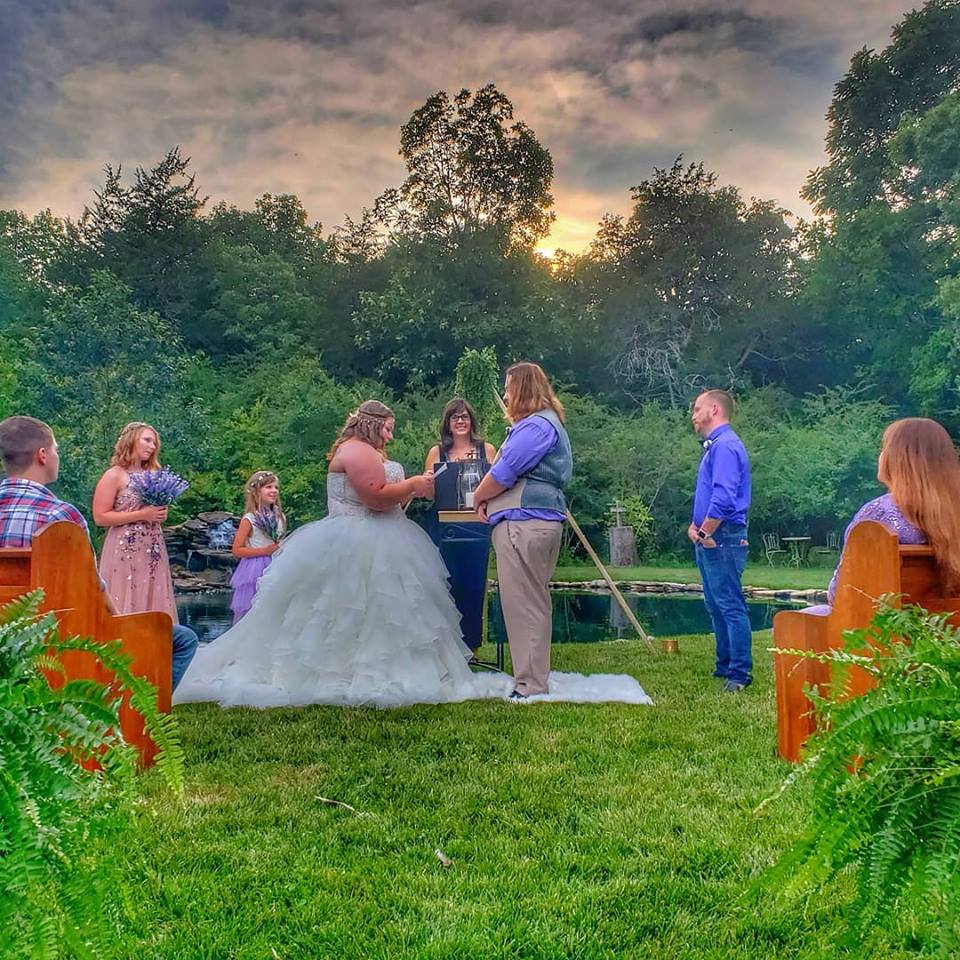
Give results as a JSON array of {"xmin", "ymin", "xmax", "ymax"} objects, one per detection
[
  {"xmin": 797, "ymin": 2, "xmax": 960, "ymax": 406},
  {"xmin": 75, "ymin": 147, "xmax": 212, "ymax": 337},
  {"xmin": 15, "ymin": 270, "xmax": 208, "ymax": 514},
  {"xmin": 454, "ymin": 346, "xmax": 502, "ymax": 438},
  {"xmin": 803, "ymin": 0, "xmax": 960, "ymax": 217},
  {"xmin": 375, "ymin": 84, "xmax": 554, "ymax": 249},
  {"xmin": 198, "ymin": 238, "xmax": 317, "ymax": 352},
  {"xmin": 580, "ymin": 159, "xmax": 795, "ymax": 405}
]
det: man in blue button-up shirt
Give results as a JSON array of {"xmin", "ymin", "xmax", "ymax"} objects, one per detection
[{"xmin": 687, "ymin": 390, "xmax": 753, "ymax": 691}]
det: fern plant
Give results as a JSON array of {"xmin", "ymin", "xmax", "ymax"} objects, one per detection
[
  {"xmin": 0, "ymin": 590, "xmax": 185, "ymax": 959},
  {"xmin": 761, "ymin": 600, "xmax": 960, "ymax": 953}
]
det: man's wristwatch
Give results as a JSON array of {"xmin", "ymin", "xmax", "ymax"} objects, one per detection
[{"xmin": 696, "ymin": 528, "xmax": 709, "ymax": 540}]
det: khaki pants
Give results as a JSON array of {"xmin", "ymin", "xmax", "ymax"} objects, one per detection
[{"xmin": 492, "ymin": 519, "xmax": 563, "ymax": 696}]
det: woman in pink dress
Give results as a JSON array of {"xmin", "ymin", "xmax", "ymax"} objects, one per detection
[{"xmin": 93, "ymin": 421, "xmax": 178, "ymax": 621}]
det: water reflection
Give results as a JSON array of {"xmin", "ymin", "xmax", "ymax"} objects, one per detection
[{"xmin": 178, "ymin": 589, "xmax": 801, "ymax": 646}]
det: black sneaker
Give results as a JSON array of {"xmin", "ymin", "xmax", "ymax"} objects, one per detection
[
  {"xmin": 507, "ymin": 690, "xmax": 529, "ymax": 701},
  {"xmin": 722, "ymin": 679, "xmax": 747, "ymax": 693}
]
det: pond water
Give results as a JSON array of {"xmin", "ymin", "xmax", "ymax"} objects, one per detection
[{"xmin": 177, "ymin": 589, "xmax": 802, "ymax": 647}]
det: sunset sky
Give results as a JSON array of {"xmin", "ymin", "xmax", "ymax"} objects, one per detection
[{"xmin": 1, "ymin": 0, "xmax": 917, "ymax": 253}]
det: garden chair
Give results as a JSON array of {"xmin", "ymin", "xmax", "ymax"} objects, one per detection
[
  {"xmin": 761, "ymin": 532, "xmax": 787, "ymax": 566},
  {"xmin": 808, "ymin": 530, "xmax": 841, "ymax": 562}
]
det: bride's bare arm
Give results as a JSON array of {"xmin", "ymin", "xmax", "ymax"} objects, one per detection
[{"xmin": 332, "ymin": 443, "xmax": 434, "ymax": 511}]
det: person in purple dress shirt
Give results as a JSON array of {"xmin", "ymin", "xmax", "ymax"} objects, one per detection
[
  {"xmin": 474, "ymin": 363, "xmax": 572, "ymax": 699},
  {"xmin": 688, "ymin": 390, "xmax": 753, "ymax": 692},
  {"xmin": 807, "ymin": 417, "xmax": 960, "ymax": 615}
]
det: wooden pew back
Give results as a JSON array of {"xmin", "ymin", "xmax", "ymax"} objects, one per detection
[
  {"xmin": 0, "ymin": 522, "xmax": 172, "ymax": 766},
  {"xmin": 773, "ymin": 521, "xmax": 960, "ymax": 762}
]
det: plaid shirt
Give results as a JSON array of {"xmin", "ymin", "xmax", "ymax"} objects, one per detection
[{"xmin": 0, "ymin": 477, "xmax": 90, "ymax": 548}]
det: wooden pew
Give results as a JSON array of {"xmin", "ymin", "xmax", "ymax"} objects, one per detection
[
  {"xmin": 773, "ymin": 520, "xmax": 960, "ymax": 763},
  {"xmin": 0, "ymin": 521, "xmax": 172, "ymax": 767}
]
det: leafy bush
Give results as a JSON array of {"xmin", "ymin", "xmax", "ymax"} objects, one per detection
[
  {"xmin": 0, "ymin": 591, "xmax": 184, "ymax": 958},
  {"xmin": 454, "ymin": 346, "xmax": 503, "ymax": 439},
  {"xmin": 619, "ymin": 494, "xmax": 655, "ymax": 560},
  {"xmin": 761, "ymin": 601, "xmax": 960, "ymax": 953}
]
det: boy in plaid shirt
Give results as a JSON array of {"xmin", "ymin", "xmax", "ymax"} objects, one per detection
[
  {"xmin": 0, "ymin": 417, "xmax": 89, "ymax": 546},
  {"xmin": 0, "ymin": 416, "xmax": 197, "ymax": 688}
]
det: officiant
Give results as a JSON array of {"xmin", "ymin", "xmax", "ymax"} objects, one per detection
[{"xmin": 424, "ymin": 398, "xmax": 497, "ymax": 652}]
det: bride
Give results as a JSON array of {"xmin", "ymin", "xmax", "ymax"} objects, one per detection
[{"xmin": 174, "ymin": 400, "xmax": 495, "ymax": 708}]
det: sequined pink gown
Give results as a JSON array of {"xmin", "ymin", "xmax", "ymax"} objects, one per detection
[{"xmin": 99, "ymin": 478, "xmax": 178, "ymax": 622}]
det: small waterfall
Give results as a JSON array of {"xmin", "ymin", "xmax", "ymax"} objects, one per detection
[{"xmin": 207, "ymin": 519, "xmax": 237, "ymax": 551}]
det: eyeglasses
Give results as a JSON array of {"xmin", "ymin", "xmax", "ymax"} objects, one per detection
[{"xmin": 450, "ymin": 414, "xmax": 471, "ymax": 423}]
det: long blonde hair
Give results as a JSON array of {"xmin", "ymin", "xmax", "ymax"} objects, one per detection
[
  {"xmin": 505, "ymin": 362, "xmax": 565, "ymax": 425},
  {"xmin": 109, "ymin": 421, "xmax": 161, "ymax": 470},
  {"xmin": 326, "ymin": 400, "xmax": 394, "ymax": 462},
  {"xmin": 242, "ymin": 470, "xmax": 287, "ymax": 531},
  {"xmin": 879, "ymin": 418, "xmax": 960, "ymax": 591}
]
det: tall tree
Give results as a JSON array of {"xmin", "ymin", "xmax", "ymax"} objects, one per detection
[
  {"xmin": 580, "ymin": 159, "xmax": 795, "ymax": 406},
  {"xmin": 75, "ymin": 147, "xmax": 211, "ymax": 331},
  {"xmin": 798, "ymin": 1, "xmax": 960, "ymax": 407},
  {"xmin": 375, "ymin": 84, "xmax": 554, "ymax": 249},
  {"xmin": 804, "ymin": 0, "xmax": 960, "ymax": 217}
]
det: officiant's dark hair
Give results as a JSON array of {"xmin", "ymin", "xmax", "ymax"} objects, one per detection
[
  {"xmin": 327, "ymin": 400, "xmax": 395, "ymax": 461},
  {"xmin": 439, "ymin": 398, "xmax": 484, "ymax": 454}
]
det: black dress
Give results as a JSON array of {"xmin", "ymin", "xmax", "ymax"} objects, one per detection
[{"xmin": 430, "ymin": 445, "xmax": 492, "ymax": 650}]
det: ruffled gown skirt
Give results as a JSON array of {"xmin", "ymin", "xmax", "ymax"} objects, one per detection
[{"xmin": 174, "ymin": 511, "xmax": 484, "ymax": 708}]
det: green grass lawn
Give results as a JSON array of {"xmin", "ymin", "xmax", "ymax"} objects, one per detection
[
  {"xmin": 552, "ymin": 563, "xmax": 831, "ymax": 592},
  {"xmin": 103, "ymin": 634, "xmax": 927, "ymax": 959}
]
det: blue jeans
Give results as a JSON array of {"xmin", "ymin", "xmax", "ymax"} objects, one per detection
[
  {"xmin": 172, "ymin": 624, "xmax": 198, "ymax": 691},
  {"xmin": 694, "ymin": 523, "xmax": 752, "ymax": 685}
]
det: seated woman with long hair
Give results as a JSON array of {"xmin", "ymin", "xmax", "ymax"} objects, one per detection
[{"xmin": 811, "ymin": 417, "xmax": 960, "ymax": 613}]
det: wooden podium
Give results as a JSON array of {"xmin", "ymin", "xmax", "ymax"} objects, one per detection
[{"xmin": 438, "ymin": 509, "xmax": 483, "ymax": 524}]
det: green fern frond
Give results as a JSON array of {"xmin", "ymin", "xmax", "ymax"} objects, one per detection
[
  {"xmin": 0, "ymin": 592, "xmax": 185, "ymax": 959},
  {"xmin": 760, "ymin": 599, "xmax": 960, "ymax": 953}
]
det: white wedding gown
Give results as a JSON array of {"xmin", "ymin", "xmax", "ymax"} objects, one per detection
[{"xmin": 174, "ymin": 461, "xmax": 652, "ymax": 708}]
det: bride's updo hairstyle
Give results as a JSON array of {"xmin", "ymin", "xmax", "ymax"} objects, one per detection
[{"xmin": 326, "ymin": 400, "xmax": 395, "ymax": 461}]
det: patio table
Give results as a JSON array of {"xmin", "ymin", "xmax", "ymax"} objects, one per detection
[{"xmin": 781, "ymin": 536, "xmax": 812, "ymax": 567}]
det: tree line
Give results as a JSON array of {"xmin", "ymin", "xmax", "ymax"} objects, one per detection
[{"xmin": 1, "ymin": 0, "xmax": 958, "ymax": 557}]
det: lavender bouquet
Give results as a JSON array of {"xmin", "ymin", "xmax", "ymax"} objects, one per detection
[
  {"xmin": 253, "ymin": 506, "xmax": 283, "ymax": 542},
  {"xmin": 128, "ymin": 467, "xmax": 189, "ymax": 506}
]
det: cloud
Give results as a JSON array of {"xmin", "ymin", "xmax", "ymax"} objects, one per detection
[{"xmin": 0, "ymin": 0, "xmax": 920, "ymax": 249}]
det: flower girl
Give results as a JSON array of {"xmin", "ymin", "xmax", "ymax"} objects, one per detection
[{"xmin": 230, "ymin": 470, "xmax": 286, "ymax": 622}]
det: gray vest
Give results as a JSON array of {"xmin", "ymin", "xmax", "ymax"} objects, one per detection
[{"xmin": 487, "ymin": 408, "xmax": 572, "ymax": 515}]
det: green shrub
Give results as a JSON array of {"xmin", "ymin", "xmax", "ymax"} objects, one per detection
[{"xmin": 0, "ymin": 591, "xmax": 184, "ymax": 958}]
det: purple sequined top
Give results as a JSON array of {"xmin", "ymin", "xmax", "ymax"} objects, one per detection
[{"xmin": 827, "ymin": 493, "xmax": 926, "ymax": 602}]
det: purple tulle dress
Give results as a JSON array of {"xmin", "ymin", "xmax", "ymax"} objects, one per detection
[
  {"xmin": 805, "ymin": 493, "xmax": 926, "ymax": 615},
  {"xmin": 230, "ymin": 512, "xmax": 283, "ymax": 623}
]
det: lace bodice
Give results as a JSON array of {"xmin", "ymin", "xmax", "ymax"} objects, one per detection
[
  {"xmin": 827, "ymin": 493, "xmax": 926, "ymax": 602},
  {"xmin": 326, "ymin": 461, "xmax": 405, "ymax": 518}
]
